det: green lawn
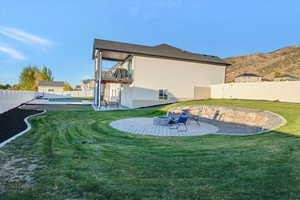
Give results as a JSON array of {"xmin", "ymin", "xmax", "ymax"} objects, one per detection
[{"xmin": 1, "ymin": 99, "xmax": 300, "ymax": 200}]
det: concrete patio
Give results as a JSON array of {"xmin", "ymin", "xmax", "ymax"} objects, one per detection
[{"xmin": 110, "ymin": 117, "xmax": 219, "ymax": 136}]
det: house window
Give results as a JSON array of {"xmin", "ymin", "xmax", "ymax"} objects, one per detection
[
  {"xmin": 159, "ymin": 89, "xmax": 168, "ymax": 100},
  {"xmin": 48, "ymin": 88, "xmax": 54, "ymax": 92}
]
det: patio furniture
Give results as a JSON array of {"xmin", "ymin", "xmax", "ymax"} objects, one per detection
[
  {"xmin": 189, "ymin": 115, "xmax": 201, "ymax": 126},
  {"xmin": 167, "ymin": 111, "xmax": 180, "ymax": 120},
  {"xmin": 168, "ymin": 115, "xmax": 189, "ymax": 131},
  {"xmin": 153, "ymin": 116, "xmax": 170, "ymax": 126}
]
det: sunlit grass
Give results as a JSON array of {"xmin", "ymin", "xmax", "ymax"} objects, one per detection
[{"xmin": 2, "ymin": 99, "xmax": 300, "ymax": 200}]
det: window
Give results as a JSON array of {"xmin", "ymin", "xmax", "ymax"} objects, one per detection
[
  {"xmin": 48, "ymin": 88, "xmax": 54, "ymax": 92},
  {"xmin": 159, "ymin": 89, "xmax": 168, "ymax": 100}
]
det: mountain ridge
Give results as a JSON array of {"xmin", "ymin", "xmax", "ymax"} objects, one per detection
[{"xmin": 224, "ymin": 44, "xmax": 300, "ymax": 82}]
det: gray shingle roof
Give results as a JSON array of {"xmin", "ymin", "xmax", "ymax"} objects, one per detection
[
  {"xmin": 276, "ymin": 74, "xmax": 300, "ymax": 79},
  {"xmin": 38, "ymin": 80, "xmax": 64, "ymax": 87},
  {"xmin": 236, "ymin": 73, "xmax": 261, "ymax": 78},
  {"xmin": 93, "ymin": 39, "xmax": 229, "ymax": 66}
]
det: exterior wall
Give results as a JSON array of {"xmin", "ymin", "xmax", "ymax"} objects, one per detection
[
  {"xmin": 234, "ymin": 76, "xmax": 262, "ymax": 83},
  {"xmin": 103, "ymin": 83, "xmax": 121, "ymax": 103},
  {"xmin": 80, "ymin": 79, "xmax": 95, "ymax": 91},
  {"xmin": 194, "ymin": 87, "xmax": 211, "ymax": 99},
  {"xmin": 211, "ymin": 81, "xmax": 300, "ymax": 103},
  {"xmin": 120, "ymin": 86, "xmax": 175, "ymax": 108},
  {"xmin": 120, "ymin": 55, "xmax": 226, "ymax": 108},
  {"xmin": 38, "ymin": 86, "xmax": 64, "ymax": 93}
]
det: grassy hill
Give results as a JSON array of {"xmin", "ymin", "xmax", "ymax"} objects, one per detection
[{"xmin": 225, "ymin": 44, "xmax": 300, "ymax": 82}]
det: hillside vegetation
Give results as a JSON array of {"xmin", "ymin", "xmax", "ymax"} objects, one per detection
[{"xmin": 225, "ymin": 44, "xmax": 300, "ymax": 82}]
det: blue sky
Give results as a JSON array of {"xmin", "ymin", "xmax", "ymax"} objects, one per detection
[{"xmin": 1, "ymin": 0, "xmax": 300, "ymax": 86}]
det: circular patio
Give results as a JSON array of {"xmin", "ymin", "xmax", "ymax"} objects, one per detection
[{"xmin": 110, "ymin": 117, "xmax": 219, "ymax": 137}]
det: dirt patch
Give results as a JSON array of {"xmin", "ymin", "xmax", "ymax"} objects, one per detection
[
  {"xmin": 0, "ymin": 154, "xmax": 45, "ymax": 193},
  {"xmin": 0, "ymin": 107, "xmax": 41, "ymax": 143}
]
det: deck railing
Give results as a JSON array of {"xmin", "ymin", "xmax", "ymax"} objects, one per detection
[{"xmin": 101, "ymin": 71, "xmax": 133, "ymax": 83}]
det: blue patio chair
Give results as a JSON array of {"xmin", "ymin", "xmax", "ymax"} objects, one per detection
[{"xmin": 168, "ymin": 115, "xmax": 189, "ymax": 132}]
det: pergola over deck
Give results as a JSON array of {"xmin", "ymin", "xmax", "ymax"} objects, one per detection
[
  {"xmin": 93, "ymin": 41, "xmax": 134, "ymax": 109},
  {"xmin": 92, "ymin": 39, "xmax": 230, "ymax": 109}
]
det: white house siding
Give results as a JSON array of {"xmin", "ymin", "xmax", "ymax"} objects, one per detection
[
  {"xmin": 38, "ymin": 86, "xmax": 64, "ymax": 93},
  {"xmin": 120, "ymin": 55, "xmax": 226, "ymax": 108}
]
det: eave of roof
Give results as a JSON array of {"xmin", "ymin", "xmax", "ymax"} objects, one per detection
[
  {"xmin": 93, "ymin": 39, "xmax": 230, "ymax": 66},
  {"xmin": 38, "ymin": 80, "xmax": 64, "ymax": 87},
  {"xmin": 236, "ymin": 73, "xmax": 261, "ymax": 78},
  {"xmin": 276, "ymin": 74, "xmax": 300, "ymax": 79}
]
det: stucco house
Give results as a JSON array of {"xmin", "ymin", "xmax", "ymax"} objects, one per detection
[
  {"xmin": 38, "ymin": 80, "xmax": 64, "ymax": 93},
  {"xmin": 92, "ymin": 39, "xmax": 230, "ymax": 109},
  {"xmin": 234, "ymin": 73, "xmax": 262, "ymax": 83},
  {"xmin": 80, "ymin": 79, "xmax": 95, "ymax": 91}
]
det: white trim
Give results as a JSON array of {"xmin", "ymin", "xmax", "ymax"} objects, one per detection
[{"xmin": 0, "ymin": 110, "xmax": 46, "ymax": 148}]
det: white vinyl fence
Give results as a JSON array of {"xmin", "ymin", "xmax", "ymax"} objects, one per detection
[
  {"xmin": 210, "ymin": 81, "xmax": 300, "ymax": 103},
  {"xmin": 0, "ymin": 90, "xmax": 38, "ymax": 114},
  {"xmin": 40, "ymin": 90, "xmax": 94, "ymax": 98}
]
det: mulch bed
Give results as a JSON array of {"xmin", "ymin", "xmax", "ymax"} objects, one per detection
[{"xmin": 0, "ymin": 107, "xmax": 42, "ymax": 144}]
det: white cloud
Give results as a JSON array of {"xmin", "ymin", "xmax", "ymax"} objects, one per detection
[
  {"xmin": 0, "ymin": 26, "xmax": 53, "ymax": 47},
  {"xmin": 0, "ymin": 45, "xmax": 27, "ymax": 60}
]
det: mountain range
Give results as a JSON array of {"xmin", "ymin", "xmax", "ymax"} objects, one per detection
[{"xmin": 224, "ymin": 44, "xmax": 300, "ymax": 82}]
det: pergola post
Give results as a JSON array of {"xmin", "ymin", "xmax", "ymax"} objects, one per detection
[{"xmin": 94, "ymin": 50, "xmax": 102, "ymax": 109}]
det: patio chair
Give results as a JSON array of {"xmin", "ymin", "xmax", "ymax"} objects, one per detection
[
  {"xmin": 167, "ymin": 111, "xmax": 180, "ymax": 120},
  {"xmin": 168, "ymin": 115, "xmax": 189, "ymax": 132},
  {"xmin": 189, "ymin": 115, "xmax": 201, "ymax": 126}
]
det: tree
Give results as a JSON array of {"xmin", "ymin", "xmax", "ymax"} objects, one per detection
[
  {"xmin": 41, "ymin": 66, "xmax": 54, "ymax": 81},
  {"xmin": 19, "ymin": 66, "xmax": 40, "ymax": 90},
  {"xmin": 9, "ymin": 84, "xmax": 21, "ymax": 90},
  {"xmin": 274, "ymin": 72, "xmax": 282, "ymax": 77},
  {"xmin": 64, "ymin": 83, "xmax": 73, "ymax": 91},
  {"xmin": 0, "ymin": 84, "xmax": 11, "ymax": 90},
  {"xmin": 18, "ymin": 65, "xmax": 55, "ymax": 91}
]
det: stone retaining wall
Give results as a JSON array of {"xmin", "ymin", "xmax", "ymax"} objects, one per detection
[{"xmin": 169, "ymin": 105, "xmax": 286, "ymax": 130}]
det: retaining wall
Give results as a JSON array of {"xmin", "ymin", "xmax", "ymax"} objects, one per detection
[{"xmin": 169, "ymin": 105, "xmax": 285, "ymax": 130}]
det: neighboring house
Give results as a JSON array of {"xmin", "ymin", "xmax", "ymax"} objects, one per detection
[
  {"xmin": 234, "ymin": 73, "xmax": 262, "ymax": 83},
  {"xmin": 80, "ymin": 79, "xmax": 95, "ymax": 91},
  {"xmin": 74, "ymin": 85, "xmax": 82, "ymax": 91},
  {"xmin": 92, "ymin": 39, "xmax": 230, "ymax": 109},
  {"xmin": 274, "ymin": 74, "xmax": 300, "ymax": 81},
  {"xmin": 38, "ymin": 81, "xmax": 64, "ymax": 93}
]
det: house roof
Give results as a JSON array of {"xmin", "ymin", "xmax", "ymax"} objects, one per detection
[
  {"xmin": 81, "ymin": 79, "xmax": 95, "ymax": 84},
  {"xmin": 275, "ymin": 74, "xmax": 300, "ymax": 79},
  {"xmin": 236, "ymin": 73, "xmax": 261, "ymax": 78},
  {"xmin": 93, "ymin": 39, "xmax": 230, "ymax": 66},
  {"xmin": 38, "ymin": 80, "xmax": 64, "ymax": 87}
]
